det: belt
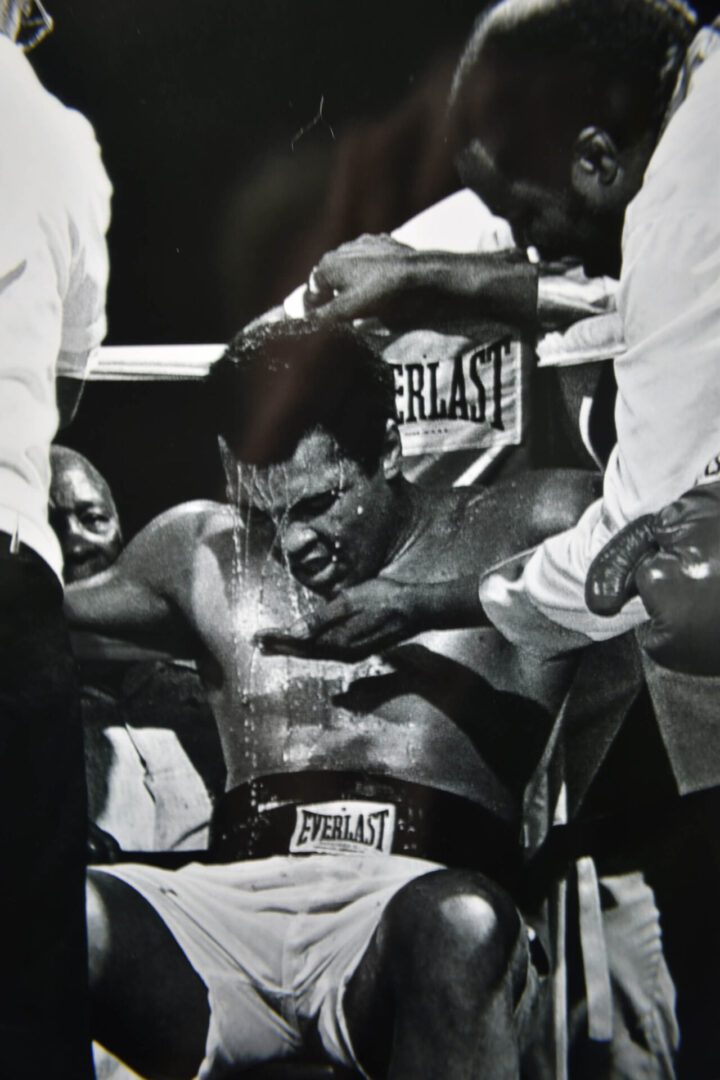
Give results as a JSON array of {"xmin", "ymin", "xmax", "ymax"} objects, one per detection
[
  {"xmin": 0, "ymin": 528, "xmax": 27, "ymax": 556},
  {"xmin": 210, "ymin": 771, "xmax": 522, "ymax": 889},
  {"xmin": 0, "ymin": 530, "xmax": 61, "ymax": 605}
]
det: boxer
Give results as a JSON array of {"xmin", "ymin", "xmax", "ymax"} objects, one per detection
[{"xmin": 67, "ymin": 320, "xmax": 595, "ymax": 1079}]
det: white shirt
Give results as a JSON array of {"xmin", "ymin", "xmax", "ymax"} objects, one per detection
[
  {"xmin": 480, "ymin": 25, "xmax": 720, "ymax": 653},
  {"xmin": 0, "ymin": 36, "xmax": 111, "ymax": 581}
]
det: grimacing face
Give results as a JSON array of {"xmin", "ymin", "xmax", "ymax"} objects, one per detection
[
  {"xmin": 50, "ymin": 461, "xmax": 123, "ymax": 583},
  {"xmin": 235, "ymin": 428, "xmax": 398, "ymax": 598}
]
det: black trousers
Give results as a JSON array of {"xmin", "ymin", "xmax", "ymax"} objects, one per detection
[{"xmin": 0, "ymin": 540, "xmax": 93, "ymax": 1079}]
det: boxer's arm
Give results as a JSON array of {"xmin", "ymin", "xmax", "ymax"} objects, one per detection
[{"xmin": 65, "ymin": 512, "xmax": 189, "ymax": 649}]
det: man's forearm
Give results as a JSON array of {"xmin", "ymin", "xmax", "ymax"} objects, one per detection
[
  {"xmin": 406, "ymin": 250, "xmax": 539, "ymax": 328},
  {"xmin": 414, "ymin": 574, "xmax": 490, "ymax": 631}
]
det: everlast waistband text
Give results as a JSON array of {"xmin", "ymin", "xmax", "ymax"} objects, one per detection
[{"xmin": 289, "ymin": 800, "xmax": 396, "ymax": 855}]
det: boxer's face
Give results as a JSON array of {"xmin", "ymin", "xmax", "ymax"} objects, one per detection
[
  {"xmin": 237, "ymin": 427, "xmax": 401, "ymax": 597},
  {"xmin": 50, "ymin": 461, "xmax": 123, "ymax": 582}
]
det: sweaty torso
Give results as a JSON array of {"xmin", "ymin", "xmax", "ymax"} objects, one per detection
[{"xmin": 168, "ymin": 487, "xmax": 567, "ymax": 824}]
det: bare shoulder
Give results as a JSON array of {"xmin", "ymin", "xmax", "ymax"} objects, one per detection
[
  {"xmin": 458, "ymin": 468, "xmax": 600, "ymax": 562},
  {"xmin": 519, "ymin": 468, "xmax": 600, "ymax": 544},
  {"xmin": 119, "ymin": 500, "xmax": 230, "ymax": 587},
  {"xmin": 135, "ymin": 499, "xmax": 227, "ymax": 543}
]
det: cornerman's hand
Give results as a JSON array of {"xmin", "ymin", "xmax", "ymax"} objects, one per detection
[
  {"xmin": 306, "ymin": 234, "xmax": 419, "ymax": 322},
  {"xmin": 254, "ymin": 578, "xmax": 428, "ymax": 661},
  {"xmin": 306, "ymin": 238, "xmax": 538, "ymax": 328},
  {"xmin": 586, "ymin": 481, "xmax": 720, "ymax": 675}
]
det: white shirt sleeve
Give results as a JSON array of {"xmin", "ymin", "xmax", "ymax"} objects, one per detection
[
  {"xmin": 481, "ymin": 205, "xmax": 720, "ymax": 654},
  {"xmin": 58, "ymin": 111, "xmax": 112, "ymax": 358}
]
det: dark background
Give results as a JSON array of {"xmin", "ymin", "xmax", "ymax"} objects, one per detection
[
  {"xmin": 35, "ymin": 2, "xmax": 720, "ymax": 534},
  {"xmin": 36, "ymin": 1, "xmax": 493, "ymax": 531},
  {"xmin": 35, "ymin": 0, "xmax": 720, "ymax": 345},
  {"xmin": 36, "ymin": 1, "xmax": 489, "ymax": 344}
]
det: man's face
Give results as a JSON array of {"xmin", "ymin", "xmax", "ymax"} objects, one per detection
[
  {"xmin": 237, "ymin": 429, "xmax": 397, "ymax": 597},
  {"xmin": 457, "ymin": 138, "xmax": 623, "ymax": 276},
  {"xmin": 50, "ymin": 460, "xmax": 123, "ymax": 583}
]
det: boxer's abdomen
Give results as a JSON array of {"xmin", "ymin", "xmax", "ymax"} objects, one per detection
[
  {"xmin": 209, "ymin": 630, "xmax": 529, "ymax": 824},
  {"xmin": 194, "ymin": 520, "xmax": 549, "ymax": 827}
]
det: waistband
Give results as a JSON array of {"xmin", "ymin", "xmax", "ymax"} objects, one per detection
[
  {"xmin": 0, "ymin": 529, "xmax": 63, "ymax": 604},
  {"xmin": 210, "ymin": 771, "xmax": 522, "ymax": 889},
  {"xmin": 0, "ymin": 504, "xmax": 63, "ymax": 585}
]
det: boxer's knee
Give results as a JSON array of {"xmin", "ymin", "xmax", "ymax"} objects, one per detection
[{"xmin": 381, "ymin": 869, "xmax": 521, "ymax": 997}]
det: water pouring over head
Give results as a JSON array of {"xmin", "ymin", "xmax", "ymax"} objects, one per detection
[{"xmin": 208, "ymin": 321, "xmax": 409, "ymax": 598}]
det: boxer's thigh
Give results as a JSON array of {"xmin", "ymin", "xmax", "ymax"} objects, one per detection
[{"xmin": 87, "ymin": 869, "xmax": 210, "ymax": 1080}]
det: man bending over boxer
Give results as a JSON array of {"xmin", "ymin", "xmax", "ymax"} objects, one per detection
[{"xmin": 67, "ymin": 320, "xmax": 595, "ymax": 1080}]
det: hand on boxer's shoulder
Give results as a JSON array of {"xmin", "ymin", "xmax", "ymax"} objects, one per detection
[
  {"xmin": 254, "ymin": 578, "xmax": 427, "ymax": 661},
  {"xmin": 586, "ymin": 481, "xmax": 720, "ymax": 675}
]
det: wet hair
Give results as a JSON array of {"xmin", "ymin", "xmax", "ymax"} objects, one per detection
[
  {"xmin": 449, "ymin": 0, "xmax": 697, "ymax": 186},
  {"xmin": 207, "ymin": 319, "xmax": 398, "ymax": 472}
]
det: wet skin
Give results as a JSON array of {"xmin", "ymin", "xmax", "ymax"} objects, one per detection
[
  {"xmin": 67, "ymin": 431, "xmax": 593, "ymax": 817},
  {"xmin": 70, "ymin": 435, "xmax": 593, "ymax": 1077}
]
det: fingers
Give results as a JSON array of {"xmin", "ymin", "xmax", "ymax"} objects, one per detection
[
  {"xmin": 306, "ymin": 268, "xmax": 333, "ymax": 308},
  {"xmin": 306, "ymin": 286, "xmax": 377, "ymax": 323},
  {"xmin": 253, "ymin": 588, "xmax": 402, "ymax": 662},
  {"xmin": 254, "ymin": 597, "xmax": 352, "ymax": 657},
  {"xmin": 585, "ymin": 515, "xmax": 657, "ymax": 615},
  {"xmin": 304, "ymin": 252, "xmax": 366, "ymax": 319},
  {"xmin": 305, "ymin": 241, "xmax": 411, "ymax": 320}
]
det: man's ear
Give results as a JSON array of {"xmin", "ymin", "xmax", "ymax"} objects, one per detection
[
  {"xmin": 381, "ymin": 420, "xmax": 403, "ymax": 481},
  {"xmin": 218, "ymin": 436, "xmax": 239, "ymax": 502},
  {"xmin": 570, "ymin": 127, "xmax": 620, "ymax": 206}
]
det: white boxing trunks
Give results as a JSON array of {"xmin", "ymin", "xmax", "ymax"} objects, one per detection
[{"xmin": 95, "ymin": 853, "xmax": 443, "ymax": 1078}]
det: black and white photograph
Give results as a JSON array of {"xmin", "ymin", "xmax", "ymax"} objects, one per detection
[{"xmin": 3, "ymin": 1, "xmax": 720, "ymax": 1077}]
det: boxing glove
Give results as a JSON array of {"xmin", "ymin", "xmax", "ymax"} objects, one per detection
[{"xmin": 585, "ymin": 481, "xmax": 720, "ymax": 675}]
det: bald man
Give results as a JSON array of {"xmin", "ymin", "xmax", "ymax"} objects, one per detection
[
  {"xmin": 50, "ymin": 447, "xmax": 123, "ymax": 584},
  {"xmin": 50, "ymin": 446, "xmax": 222, "ymax": 856},
  {"xmin": 306, "ymin": 0, "xmax": 720, "ymax": 672}
]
